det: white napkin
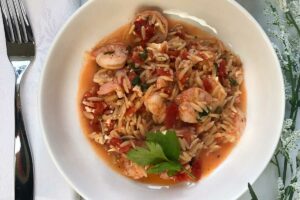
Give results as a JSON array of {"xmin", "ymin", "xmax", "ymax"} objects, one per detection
[
  {"xmin": 0, "ymin": 0, "xmax": 289, "ymax": 199},
  {"xmin": 0, "ymin": 0, "xmax": 81, "ymax": 199}
]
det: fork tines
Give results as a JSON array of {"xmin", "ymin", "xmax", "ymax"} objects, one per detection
[{"xmin": 0, "ymin": 0, "xmax": 34, "ymax": 44}]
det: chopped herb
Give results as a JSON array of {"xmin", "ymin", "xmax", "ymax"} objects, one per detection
[
  {"xmin": 104, "ymin": 50, "xmax": 115, "ymax": 55},
  {"xmin": 126, "ymin": 45, "xmax": 132, "ymax": 54},
  {"xmin": 215, "ymin": 106, "xmax": 223, "ymax": 114},
  {"xmin": 129, "ymin": 62, "xmax": 141, "ymax": 73},
  {"xmin": 131, "ymin": 76, "xmax": 141, "ymax": 86},
  {"xmin": 140, "ymin": 83, "xmax": 149, "ymax": 91},
  {"xmin": 229, "ymin": 78, "xmax": 238, "ymax": 86},
  {"xmin": 129, "ymin": 62, "xmax": 135, "ymax": 69},
  {"xmin": 131, "ymin": 75, "xmax": 148, "ymax": 91},
  {"xmin": 214, "ymin": 62, "xmax": 218, "ymax": 72},
  {"xmin": 198, "ymin": 108, "xmax": 210, "ymax": 118},
  {"xmin": 139, "ymin": 49, "xmax": 148, "ymax": 61}
]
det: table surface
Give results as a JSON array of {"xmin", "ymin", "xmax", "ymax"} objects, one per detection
[{"xmin": 0, "ymin": 0, "xmax": 297, "ymax": 199}]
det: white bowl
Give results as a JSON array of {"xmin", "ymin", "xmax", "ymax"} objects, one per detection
[{"xmin": 39, "ymin": 0, "xmax": 285, "ymax": 199}]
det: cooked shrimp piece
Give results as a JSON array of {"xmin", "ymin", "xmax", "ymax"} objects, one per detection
[
  {"xmin": 95, "ymin": 43, "xmax": 128, "ymax": 69},
  {"xmin": 175, "ymin": 87, "xmax": 212, "ymax": 104},
  {"xmin": 93, "ymin": 69, "xmax": 112, "ymax": 85},
  {"xmin": 144, "ymin": 92, "xmax": 166, "ymax": 123},
  {"xmin": 175, "ymin": 88, "xmax": 212, "ymax": 123},
  {"xmin": 98, "ymin": 81, "xmax": 122, "ymax": 97},
  {"xmin": 209, "ymin": 77, "xmax": 227, "ymax": 103},
  {"xmin": 122, "ymin": 158, "xmax": 147, "ymax": 179},
  {"xmin": 131, "ymin": 10, "xmax": 168, "ymax": 43},
  {"xmin": 178, "ymin": 102, "xmax": 198, "ymax": 123}
]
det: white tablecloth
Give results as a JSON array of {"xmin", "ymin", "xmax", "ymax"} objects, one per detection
[{"xmin": 0, "ymin": 0, "xmax": 285, "ymax": 199}]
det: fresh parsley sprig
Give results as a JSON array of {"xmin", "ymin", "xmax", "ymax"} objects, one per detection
[{"xmin": 127, "ymin": 130, "xmax": 193, "ymax": 178}]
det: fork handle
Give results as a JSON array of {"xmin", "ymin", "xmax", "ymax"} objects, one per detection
[{"xmin": 14, "ymin": 79, "xmax": 34, "ymax": 200}]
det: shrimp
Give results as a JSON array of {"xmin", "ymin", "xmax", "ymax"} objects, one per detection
[
  {"xmin": 175, "ymin": 88, "xmax": 212, "ymax": 123},
  {"xmin": 122, "ymin": 158, "xmax": 147, "ymax": 179},
  {"xmin": 98, "ymin": 81, "xmax": 123, "ymax": 98},
  {"xmin": 175, "ymin": 87, "xmax": 212, "ymax": 105},
  {"xmin": 178, "ymin": 102, "xmax": 198, "ymax": 123},
  {"xmin": 93, "ymin": 69, "xmax": 113, "ymax": 85},
  {"xmin": 95, "ymin": 43, "xmax": 128, "ymax": 70},
  {"xmin": 205, "ymin": 77, "xmax": 227, "ymax": 107},
  {"xmin": 144, "ymin": 93, "xmax": 166, "ymax": 123}
]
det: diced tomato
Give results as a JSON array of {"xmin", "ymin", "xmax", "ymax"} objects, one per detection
[
  {"xmin": 202, "ymin": 78, "xmax": 213, "ymax": 93},
  {"xmin": 191, "ymin": 159, "xmax": 202, "ymax": 180},
  {"xmin": 156, "ymin": 68, "xmax": 171, "ymax": 77},
  {"xmin": 180, "ymin": 50, "xmax": 189, "ymax": 59},
  {"xmin": 128, "ymin": 71, "xmax": 137, "ymax": 82},
  {"xmin": 106, "ymin": 120, "xmax": 115, "ymax": 132},
  {"xmin": 83, "ymin": 85, "xmax": 99, "ymax": 100},
  {"xmin": 164, "ymin": 102, "xmax": 179, "ymax": 128},
  {"xmin": 83, "ymin": 91, "xmax": 93, "ymax": 98},
  {"xmin": 175, "ymin": 32, "xmax": 185, "ymax": 39},
  {"xmin": 134, "ymin": 140, "xmax": 144, "ymax": 147},
  {"xmin": 125, "ymin": 106, "xmax": 136, "ymax": 116},
  {"xmin": 181, "ymin": 130, "xmax": 193, "ymax": 144},
  {"xmin": 167, "ymin": 50, "xmax": 180, "ymax": 57},
  {"xmin": 218, "ymin": 59, "xmax": 227, "ymax": 84},
  {"xmin": 90, "ymin": 85, "xmax": 99, "ymax": 95},
  {"xmin": 163, "ymin": 86, "xmax": 173, "ymax": 95},
  {"xmin": 134, "ymin": 19, "xmax": 155, "ymax": 42},
  {"xmin": 175, "ymin": 172, "xmax": 189, "ymax": 182},
  {"xmin": 89, "ymin": 119, "xmax": 101, "ymax": 132},
  {"xmin": 180, "ymin": 74, "xmax": 189, "ymax": 85},
  {"xmin": 134, "ymin": 19, "xmax": 147, "ymax": 35},
  {"xmin": 109, "ymin": 137, "xmax": 121, "ymax": 147},
  {"xmin": 94, "ymin": 101, "xmax": 107, "ymax": 115},
  {"xmin": 144, "ymin": 25, "xmax": 155, "ymax": 41},
  {"xmin": 137, "ymin": 105, "xmax": 146, "ymax": 114},
  {"xmin": 119, "ymin": 145, "xmax": 132, "ymax": 153},
  {"xmin": 131, "ymin": 52, "xmax": 143, "ymax": 64}
]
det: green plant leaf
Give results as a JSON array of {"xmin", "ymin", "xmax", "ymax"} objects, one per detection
[
  {"xmin": 248, "ymin": 183, "xmax": 258, "ymax": 200},
  {"xmin": 147, "ymin": 161, "xmax": 182, "ymax": 174},
  {"xmin": 146, "ymin": 130, "xmax": 181, "ymax": 161},
  {"xmin": 127, "ymin": 142, "xmax": 168, "ymax": 166}
]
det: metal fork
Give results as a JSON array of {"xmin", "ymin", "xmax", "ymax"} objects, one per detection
[{"xmin": 0, "ymin": 0, "xmax": 35, "ymax": 199}]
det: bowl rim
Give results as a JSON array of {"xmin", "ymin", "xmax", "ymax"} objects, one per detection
[{"xmin": 38, "ymin": 0, "xmax": 285, "ymax": 199}]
